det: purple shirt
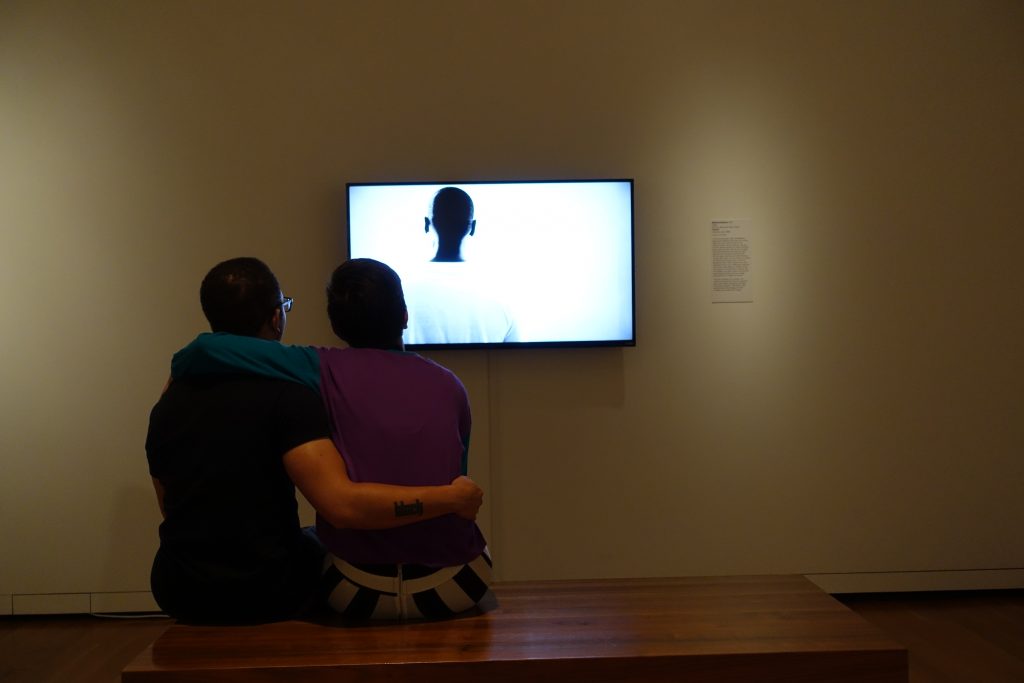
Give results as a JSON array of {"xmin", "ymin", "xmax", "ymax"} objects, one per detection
[{"xmin": 315, "ymin": 347, "xmax": 486, "ymax": 566}]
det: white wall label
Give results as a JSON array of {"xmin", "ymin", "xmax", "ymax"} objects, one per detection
[{"xmin": 711, "ymin": 220, "xmax": 752, "ymax": 303}]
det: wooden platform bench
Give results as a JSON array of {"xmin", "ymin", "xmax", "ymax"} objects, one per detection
[{"xmin": 123, "ymin": 575, "xmax": 907, "ymax": 682}]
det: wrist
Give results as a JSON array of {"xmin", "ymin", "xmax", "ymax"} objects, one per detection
[{"xmin": 441, "ymin": 484, "xmax": 459, "ymax": 515}]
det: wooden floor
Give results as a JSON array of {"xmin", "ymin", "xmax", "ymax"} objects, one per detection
[
  {"xmin": 0, "ymin": 613, "xmax": 171, "ymax": 683},
  {"xmin": 0, "ymin": 586, "xmax": 1021, "ymax": 683},
  {"xmin": 839, "ymin": 590, "xmax": 1024, "ymax": 683}
]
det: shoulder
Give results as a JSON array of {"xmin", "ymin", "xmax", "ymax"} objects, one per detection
[
  {"xmin": 403, "ymin": 352, "xmax": 468, "ymax": 394},
  {"xmin": 159, "ymin": 375, "xmax": 320, "ymax": 406},
  {"xmin": 270, "ymin": 378, "xmax": 325, "ymax": 409},
  {"xmin": 315, "ymin": 345, "xmax": 350, "ymax": 363},
  {"xmin": 148, "ymin": 376, "xmax": 328, "ymax": 444}
]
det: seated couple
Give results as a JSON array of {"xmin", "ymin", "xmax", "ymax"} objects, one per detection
[{"xmin": 146, "ymin": 257, "xmax": 491, "ymax": 624}]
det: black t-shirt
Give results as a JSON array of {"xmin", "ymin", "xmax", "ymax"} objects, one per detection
[{"xmin": 145, "ymin": 374, "xmax": 330, "ymax": 623}]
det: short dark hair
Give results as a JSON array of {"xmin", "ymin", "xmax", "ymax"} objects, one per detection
[
  {"xmin": 431, "ymin": 187, "xmax": 474, "ymax": 226},
  {"xmin": 326, "ymin": 258, "xmax": 406, "ymax": 349},
  {"xmin": 200, "ymin": 257, "xmax": 281, "ymax": 336}
]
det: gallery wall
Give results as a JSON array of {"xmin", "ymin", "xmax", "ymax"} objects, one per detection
[{"xmin": 1, "ymin": 0, "xmax": 1022, "ymax": 612}]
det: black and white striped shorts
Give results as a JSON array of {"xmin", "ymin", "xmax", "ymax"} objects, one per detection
[{"xmin": 322, "ymin": 549, "xmax": 493, "ymax": 620}]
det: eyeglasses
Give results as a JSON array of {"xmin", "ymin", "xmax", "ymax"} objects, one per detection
[{"xmin": 280, "ymin": 296, "xmax": 293, "ymax": 313}]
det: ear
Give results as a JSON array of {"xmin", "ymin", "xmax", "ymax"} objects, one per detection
[
  {"xmin": 271, "ymin": 308, "xmax": 284, "ymax": 337},
  {"xmin": 468, "ymin": 219, "xmax": 476, "ymax": 237},
  {"xmin": 424, "ymin": 217, "xmax": 431, "ymax": 234}
]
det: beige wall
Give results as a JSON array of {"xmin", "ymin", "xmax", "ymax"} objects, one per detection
[{"xmin": 2, "ymin": 0, "xmax": 1022, "ymax": 607}]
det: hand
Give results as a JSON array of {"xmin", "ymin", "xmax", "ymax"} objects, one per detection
[{"xmin": 449, "ymin": 475, "xmax": 484, "ymax": 520}]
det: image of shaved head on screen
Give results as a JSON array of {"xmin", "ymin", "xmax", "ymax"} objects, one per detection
[{"xmin": 425, "ymin": 187, "xmax": 477, "ymax": 262}]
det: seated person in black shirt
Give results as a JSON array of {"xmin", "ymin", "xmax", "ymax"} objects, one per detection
[{"xmin": 145, "ymin": 257, "xmax": 483, "ymax": 623}]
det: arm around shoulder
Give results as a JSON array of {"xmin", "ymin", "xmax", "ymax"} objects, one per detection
[{"xmin": 172, "ymin": 333, "xmax": 320, "ymax": 391}]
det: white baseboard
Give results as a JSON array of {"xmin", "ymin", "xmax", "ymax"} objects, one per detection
[
  {"xmin": 4, "ymin": 572, "xmax": 1023, "ymax": 616},
  {"xmin": 806, "ymin": 568, "xmax": 1024, "ymax": 594},
  {"xmin": 7, "ymin": 592, "xmax": 161, "ymax": 616}
]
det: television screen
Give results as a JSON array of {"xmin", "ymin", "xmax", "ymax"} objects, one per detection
[{"xmin": 346, "ymin": 179, "xmax": 635, "ymax": 349}]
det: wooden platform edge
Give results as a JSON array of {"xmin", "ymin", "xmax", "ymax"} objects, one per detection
[{"xmin": 123, "ymin": 576, "xmax": 909, "ymax": 683}]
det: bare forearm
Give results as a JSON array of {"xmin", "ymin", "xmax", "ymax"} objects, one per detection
[
  {"xmin": 285, "ymin": 439, "xmax": 482, "ymax": 530},
  {"xmin": 319, "ymin": 481, "xmax": 462, "ymax": 530}
]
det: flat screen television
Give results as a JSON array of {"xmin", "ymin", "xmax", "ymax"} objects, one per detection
[{"xmin": 346, "ymin": 179, "xmax": 635, "ymax": 349}]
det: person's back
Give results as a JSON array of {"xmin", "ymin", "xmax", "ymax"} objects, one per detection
[
  {"xmin": 316, "ymin": 347, "xmax": 485, "ymax": 566},
  {"xmin": 402, "ymin": 261, "xmax": 517, "ymax": 344},
  {"xmin": 147, "ymin": 374, "xmax": 327, "ymax": 623}
]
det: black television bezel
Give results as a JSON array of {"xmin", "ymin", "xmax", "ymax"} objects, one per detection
[{"xmin": 345, "ymin": 178, "xmax": 636, "ymax": 351}]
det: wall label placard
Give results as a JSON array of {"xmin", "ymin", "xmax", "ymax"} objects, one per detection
[{"xmin": 711, "ymin": 220, "xmax": 752, "ymax": 303}]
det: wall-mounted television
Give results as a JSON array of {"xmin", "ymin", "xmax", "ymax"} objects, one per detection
[{"xmin": 346, "ymin": 179, "xmax": 635, "ymax": 349}]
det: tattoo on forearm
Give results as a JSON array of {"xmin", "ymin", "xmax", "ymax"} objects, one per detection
[{"xmin": 394, "ymin": 499, "xmax": 424, "ymax": 517}]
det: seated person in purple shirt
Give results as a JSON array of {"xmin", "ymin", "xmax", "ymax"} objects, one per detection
[{"xmin": 172, "ymin": 258, "xmax": 491, "ymax": 620}]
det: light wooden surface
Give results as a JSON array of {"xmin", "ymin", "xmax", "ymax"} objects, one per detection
[{"xmin": 122, "ymin": 575, "xmax": 907, "ymax": 682}]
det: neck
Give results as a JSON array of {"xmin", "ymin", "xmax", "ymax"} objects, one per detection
[
  {"xmin": 432, "ymin": 243, "xmax": 464, "ymax": 262},
  {"xmin": 353, "ymin": 339, "xmax": 405, "ymax": 352},
  {"xmin": 256, "ymin": 321, "xmax": 281, "ymax": 341}
]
